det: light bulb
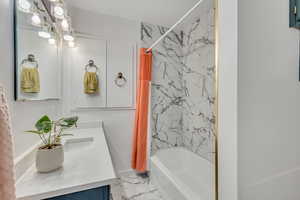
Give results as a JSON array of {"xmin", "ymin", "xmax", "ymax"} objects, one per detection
[
  {"xmin": 63, "ymin": 34, "xmax": 74, "ymax": 41},
  {"xmin": 18, "ymin": 0, "xmax": 31, "ymax": 13},
  {"xmin": 68, "ymin": 41, "xmax": 75, "ymax": 48},
  {"xmin": 48, "ymin": 38, "xmax": 56, "ymax": 45},
  {"xmin": 61, "ymin": 19, "xmax": 69, "ymax": 31},
  {"xmin": 31, "ymin": 13, "xmax": 41, "ymax": 26},
  {"xmin": 38, "ymin": 31, "xmax": 51, "ymax": 39},
  {"xmin": 54, "ymin": 5, "xmax": 64, "ymax": 19}
]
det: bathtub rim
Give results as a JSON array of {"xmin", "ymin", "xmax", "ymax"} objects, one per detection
[{"xmin": 150, "ymin": 147, "xmax": 215, "ymax": 200}]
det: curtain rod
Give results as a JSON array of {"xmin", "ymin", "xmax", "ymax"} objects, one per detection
[{"xmin": 146, "ymin": 0, "xmax": 204, "ymax": 53}]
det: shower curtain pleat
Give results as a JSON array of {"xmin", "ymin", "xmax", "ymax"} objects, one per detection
[
  {"xmin": 131, "ymin": 48, "xmax": 152, "ymax": 173},
  {"xmin": 0, "ymin": 85, "xmax": 16, "ymax": 200}
]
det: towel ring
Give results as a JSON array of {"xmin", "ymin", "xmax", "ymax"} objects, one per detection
[
  {"xmin": 114, "ymin": 72, "xmax": 127, "ymax": 87},
  {"xmin": 85, "ymin": 60, "xmax": 99, "ymax": 72},
  {"xmin": 21, "ymin": 54, "xmax": 38, "ymax": 68}
]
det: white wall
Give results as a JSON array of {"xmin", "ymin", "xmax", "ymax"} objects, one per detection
[
  {"xmin": 0, "ymin": 0, "xmax": 60, "ymax": 159},
  {"xmin": 68, "ymin": 0, "xmax": 199, "ymax": 27},
  {"xmin": 217, "ymin": 0, "xmax": 238, "ymax": 199},
  {"xmin": 1, "ymin": 0, "xmax": 241, "ymax": 197},
  {"xmin": 0, "ymin": 1, "xmax": 138, "ymax": 173},
  {"xmin": 238, "ymin": 0, "xmax": 300, "ymax": 199},
  {"xmin": 62, "ymin": 7, "xmax": 140, "ymax": 173}
]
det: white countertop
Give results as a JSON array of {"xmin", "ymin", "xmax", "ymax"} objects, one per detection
[{"xmin": 16, "ymin": 122, "xmax": 117, "ymax": 200}]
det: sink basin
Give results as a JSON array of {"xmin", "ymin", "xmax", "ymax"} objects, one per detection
[{"xmin": 63, "ymin": 137, "xmax": 94, "ymax": 153}]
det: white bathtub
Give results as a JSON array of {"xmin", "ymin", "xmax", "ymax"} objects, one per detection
[{"xmin": 150, "ymin": 147, "xmax": 215, "ymax": 200}]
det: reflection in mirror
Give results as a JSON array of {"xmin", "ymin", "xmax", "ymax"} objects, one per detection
[{"xmin": 14, "ymin": 0, "xmax": 66, "ymax": 101}]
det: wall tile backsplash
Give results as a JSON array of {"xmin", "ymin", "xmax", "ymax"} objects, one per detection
[{"xmin": 141, "ymin": 0, "xmax": 215, "ymax": 161}]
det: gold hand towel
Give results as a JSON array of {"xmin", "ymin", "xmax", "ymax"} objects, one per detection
[
  {"xmin": 20, "ymin": 67, "xmax": 40, "ymax": 93},
  {"xmin": 84, "ymin": 72, "xmax": 99, "ymax": 94}
]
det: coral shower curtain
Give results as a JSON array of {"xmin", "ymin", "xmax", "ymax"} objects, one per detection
[{"xmin": 131, "ymin": 48, "xmax": 152, "ymax": 173}]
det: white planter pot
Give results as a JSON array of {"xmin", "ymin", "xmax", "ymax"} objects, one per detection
[{"xmin": 36, "ymin": 144, "xmax": 64, "ymax": 173}]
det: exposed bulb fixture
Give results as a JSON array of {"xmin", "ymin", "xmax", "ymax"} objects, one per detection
[
  {"xmin": 61, "ymin": 18, "xmax": 69, "ymax": 31},
  {"xmin": 38, "ymin": 30, "xmax": 51, "ymax": 38},
  {"xmin": 18, "ymin": 0, "xmax": 31, "ymax": 13},
  {"xmin": 68, "ymin": 41, "xmax": 75, "ymax": 48},
  {"xmin": 20, "ymin": 0, "xmax": 75, "ymax": 48},
  {"xmin": 53, "ymin": 4, "xmax": 64, "ymax": 19},
  {"xmin": 31, "ymin": 13, "xmax": 41, "ymax": 26},
  {"xmin": 48, "ymin": 38, "xmax": 56, "ymax": 45},
  {"xmin": 63, "ymin": 34, "xmax": 74, "ymax": 41}
]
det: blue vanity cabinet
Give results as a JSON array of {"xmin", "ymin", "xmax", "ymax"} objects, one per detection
[{"xmin": 45, "ymin": 186, "xmax": 110, "ymax": 200}]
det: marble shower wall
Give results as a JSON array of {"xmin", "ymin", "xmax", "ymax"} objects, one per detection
[{"xmin": 141, "ymin": 0, "xmax": 215, "ymax": 161}]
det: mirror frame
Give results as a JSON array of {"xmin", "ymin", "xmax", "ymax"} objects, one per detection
[{"xmin": 13, "ymin": 0, "xmax": 18, "ymax": 100}]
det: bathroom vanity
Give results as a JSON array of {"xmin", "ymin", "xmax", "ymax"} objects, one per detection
[
  {"xmin": 45, "ymin": 186, "xmax": 110, "ymax": 200},
  {"xmin": 16, "ymin": 122, "xmax": 117, "ymax": 200}
]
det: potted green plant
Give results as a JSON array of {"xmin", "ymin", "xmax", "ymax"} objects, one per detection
[{"xmin": 26, "ymin": 115, "xmax": 78, "ymax": 173}]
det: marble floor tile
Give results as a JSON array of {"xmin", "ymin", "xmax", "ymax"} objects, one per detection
[{"xmin": 111, "ymin": 172, "xmax": 164, "ymax": 200}]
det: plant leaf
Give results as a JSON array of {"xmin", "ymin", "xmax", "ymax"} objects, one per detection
[
  {"xmin": 59, "ymin": 116, "xmax": 78, "ymax": 128},
  {"xmin": 25, "ymin": 130, "xmax": 43, "ymax": 135},
  {"xmin": 35, "ymin": 115, "xmax": 52, "ymax": 132},
  {"xmin": 42, "ymin": 121, "xmax": 52, "ymax": 133}
]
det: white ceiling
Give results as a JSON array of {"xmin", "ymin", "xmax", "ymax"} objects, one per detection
[{"xmin": 66, "ymin": 0, "xmax": 199, "ymax": 27}]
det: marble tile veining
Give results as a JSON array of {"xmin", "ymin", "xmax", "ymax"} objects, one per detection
[
  {"xmin": 111, "ymin": 172, "xmax": 163, "ymax": 200},
  {"xmin": 141, "ymin": 0, "xmax": 215, "ymax": 162}
]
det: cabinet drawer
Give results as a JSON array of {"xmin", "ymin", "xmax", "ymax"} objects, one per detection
[{"xmin": 45, "ymin": 186, "xmax": 110, "ymax": 200}]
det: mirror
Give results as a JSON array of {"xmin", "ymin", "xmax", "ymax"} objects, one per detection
[{"xmin": 14, "ymin": 0, "xmax": 61, "ymax": 101}]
